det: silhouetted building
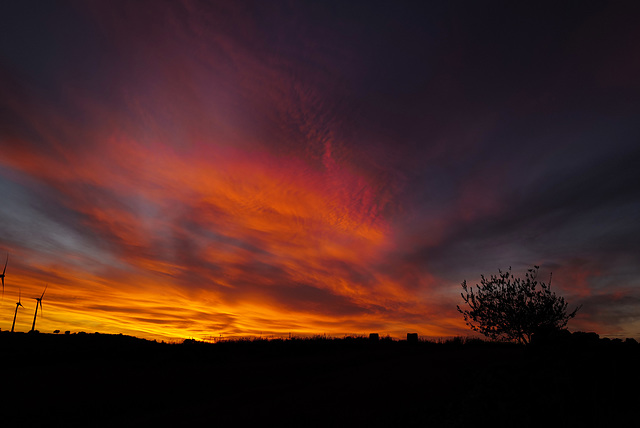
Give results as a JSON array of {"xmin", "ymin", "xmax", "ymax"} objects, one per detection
[
  {"xmin": 369, "ymin": 333, "xmax": 379, "ymax": 341},
  {"xmin": 407, "ymin": 333, "xmax": 418, "ymax": 342}
]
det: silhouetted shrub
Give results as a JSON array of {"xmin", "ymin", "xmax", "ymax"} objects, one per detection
[
  {"xmin": 570, "ymin": 331, "xmax": 600, "ymax": 345},
  {"xmin": 457, "ymin": 266, "xmax": 581, "ymax": 344},
  {"xmin": 531, "ymin": 328, "xmax": 572, "ymax": 345},
  {"xmin": 440, "ymin": 336, "xmax": 465, "ymax": 346}
]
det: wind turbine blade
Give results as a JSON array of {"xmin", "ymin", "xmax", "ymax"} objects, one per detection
[
  {"xmin": 41, "ymin": 285, "xmax": 47, "ymax": 299},
  {"xmin": 2, "ymin": 254, "xmax": 7, "ymax": 275}
]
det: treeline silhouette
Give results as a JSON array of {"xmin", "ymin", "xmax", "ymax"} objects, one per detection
[{"xmin": 1, "ymin": 330, "xmax": 638, "ymax": 427}]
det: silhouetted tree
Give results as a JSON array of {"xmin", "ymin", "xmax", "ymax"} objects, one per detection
[{"xmin": 457, "ymin": 266, "xmax": 581, "ymax": 344}]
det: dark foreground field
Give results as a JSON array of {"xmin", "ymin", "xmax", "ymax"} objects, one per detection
[{"xmin": 1, "ymin": 332, "xmax": 638, "ymax": 427}]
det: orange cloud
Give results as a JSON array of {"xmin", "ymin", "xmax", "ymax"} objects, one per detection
[{"xmin": 1, "ymin": 130, "xmax": 443, "ymax": 340}]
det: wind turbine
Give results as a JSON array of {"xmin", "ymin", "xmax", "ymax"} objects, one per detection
[
  {"xmin": 0, "ymin": 253, "xmax": 8, "ymax": 297},
  {"xmin": 11, "ymin": 288, "xmax": 23, "ymax": 333},
  {"xmin": 30, "ymin": 285, "xmax": 47, "ymax": 333}
]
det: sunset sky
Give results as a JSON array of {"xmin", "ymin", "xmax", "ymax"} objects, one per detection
[{"xmin": 1, "ymin": 1, "xmax": 639, "ymax": 341}]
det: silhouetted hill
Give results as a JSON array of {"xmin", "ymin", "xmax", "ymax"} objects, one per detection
[{"xmin": 0, "ymin": 331, "xmax": 638, "ymax": 427}]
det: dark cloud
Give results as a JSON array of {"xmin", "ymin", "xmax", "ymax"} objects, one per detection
[
  {"xmin": 264, "ymin": 282, "xmax": 372, "ymax": 317},
  {"xmin": 578, "ymin": 294, "xmax": 640, "ymax": 337}
]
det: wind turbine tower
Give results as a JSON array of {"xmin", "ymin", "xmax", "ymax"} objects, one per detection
[
  {"xmin": 30, "ymin": 285, "xmax": 47, "ymax": 333},
  {"xmin": 11, "ymin": 288, "xmax": 23, "ymax": 333},
  {"xmin": 0, "ymin": 253, "xmax": 8, "ymax": 297}
]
